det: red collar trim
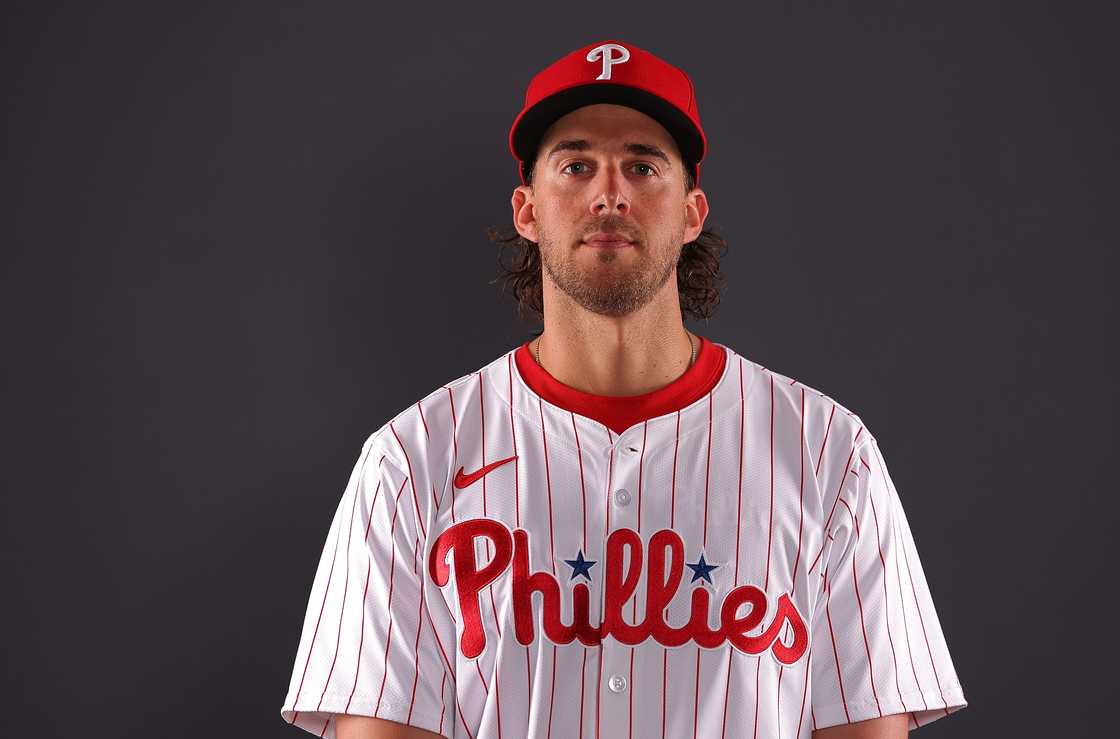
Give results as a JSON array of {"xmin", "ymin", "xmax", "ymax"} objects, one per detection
[{"xmin": 514, "ymin": 334, "xmax": 727, "ymax": 435}]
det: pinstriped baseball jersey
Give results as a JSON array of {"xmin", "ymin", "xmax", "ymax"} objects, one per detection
[{"xmin": 280, "ymin": 335, "xmax": 967, "ymax": 737}]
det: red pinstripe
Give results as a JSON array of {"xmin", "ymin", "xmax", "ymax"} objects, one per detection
[
  {"xmin": 852, "ymin": 554, "xmax": 882, "ymax": 717},
  {"xmin": 662, "ymin": 649, "xmax": 669, "ymax": 739},
  {"xmin": 753, "ymin": 373, "xmax": 778, "ymax": 739},
  {"xmin": 840, "ymin": 497, "xmax": 882, "ymax": 718},
  {"xmin": 795, "ymin": 647, "xmax": 810, "ymax": 738},
  {"xmin": 422, "ymin": 602, "xmax": 476, "ymax": 739},
  {"xmin": 664, "ymin": 414, "xmax": 680, "ymax": 739},
  {"xmin": 720, "ymin": 649, "xmax": 734, "ymax": 739},
  {"xmin": 405, "ymin": 580, "xmax": 427, "ymax": 723},
  {"xmin": 838, "ymin": 497, "xmax": 860, "ymax": 540},
  {"xmin": 548, "ymin": 643, "xmax": 558, "ymax": 737},
  {"xmin": 595, "ymin": 430, "xmax": 614, "ymax": 739},
  {"xmin": 570, "ymin": 412, "xmax": 590, "ymax": 739},
  {"xmin": 314, "ymin": 454, "xmax": 363, "ymax": 710},
  {"xmin": 816, "ymin": 405, "xmax": 836, "ymax": 473},
  {"xmin": 671, "ymin": 412, "xmax": 680, "ymax": 529},
  {"xmin": 524, "ymin": 647, "xmax": 533, "ymax": 727},
  {"xmin": 628, "ymin": 647, "xmax": 636, "ymax": 739},
  {"xmin": 342, "ymin": 467, "xmax": 387, "ymax": 714},
  {"xmin": 823, "ymin": 566, "xmax": 851, "ymax": 723},
  {"xmin": 537, "ymin": 397, "xmax": 558, "ymax": 574},
  {"xmin": 627, "ymin": 420, "xmax": 648, "ymax": 739},
  {"xmin": 288, "ymin": 446, "xmax": 378, "ymax": 725},
  {"xmin": 345, "ymin": 554, "xmax": 371, "ymax": 715},
  {"xmin": 445, "ymin": 386, "xmax": 459, "ymax": 523},
  {"xmin": 389, "ymin": 422, "xmax": 427, "ymax": 542},
  {"xmin": 637, "ymin": 420, "xmax": 647, "ymax": 533},
  {"xmin": 506, "ymin": 356, "xmax": 521, "ymax": 529},
  {"xmin": 776, "ymin": 664, "xmax": 783, "ymax": 739},
  {"xmin": 791, "ymin": 388, "xmax": 806, "ymax": 591},
  {"xmin": 480, "ymin": 372, "xmax": 500, "ymax": 641},
  {"xmin": 567, "ymin": 414, "xmax": 588, "ymax": 552},
  {"xmin": 721, "ymin": 358, "xmax": 747, "ymax": 739},
  {"xmin": 537, "ymin": 396, "xmax": 559, "ymax": 737},
  {"xmin": 580, "ymin": 648, "xmax": 588, "ymax": 739},
  {"xmin": 735, "ymin": 358, "xmax": 747, "ymax": 584},
  {"xmin": 805, "ymin": 431, "xmax": 864, "ymax": 577},
  {"xmin": 895, "ymin": 489, "xmax": 952, "ymax": 717},
  {"xmin": 416, "ymin": 400, "xmax": 441, "ymax": 512},
  {"xmin": 474, "ymin": 653, "xmax": 489, "ymax": 691},
  {"xmin": 776, "ymin": 386, "xmax": 808, "ymax": 739},
  {"xmin": 864, "ymin": 461, "xmax": 910, "ymax": 722},
  {"xmin": 691, "ymin": 393, "xmax": 714, "ymax": 739},
  {"xmin": 703, "ymin": 392, "xmax": 713, "ymax": 547},
  {"xmin": 878, "ymin": 448, "xmax": 929, "ymax": 714},
  {"xmin": 375, "ymin": 475, "xmax": 412, "ymax": 716},
  {"xmin": 507, "ymin": 355, "xmax": 534, "ymax": 730},
  {"xmin": 751, "ymin": 659, "xmax": 761, "ymax": 738},
  {"xmin": 438, "ymin": 671, "xmax": 447, "ymax": 735},
  {"xmin": 693, "ymin": 649, "xmax": 702, "ymax": 737},
  {"xmin": 765, "ymin": 373, "xmax": 775, "ymax": 591},
  {"xmin": 475, "ymin": 372, "xmax": 505, "ymax": 739}
]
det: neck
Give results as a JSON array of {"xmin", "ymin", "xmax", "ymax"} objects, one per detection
[{"xmin": 534, "ymin": 279, "xmax": 694, "ymax": 397}]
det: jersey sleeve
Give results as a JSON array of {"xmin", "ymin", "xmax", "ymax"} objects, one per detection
[
  {"xmin": 809, "ymin": 433, "xmax": 968, "ymax": 731},
  {"xmin": 280, "ymin": 436, "xmax": 455, "ymax": 739}
]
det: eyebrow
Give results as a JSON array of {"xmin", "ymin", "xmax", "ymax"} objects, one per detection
[{"xmin": 544, "ymin": 139, "xmax": 672, "ymax": 167}]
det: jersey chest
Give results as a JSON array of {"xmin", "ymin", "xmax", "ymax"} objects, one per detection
[{"xmin": 426, "ymin": 407, "xmax": 828, "ymax": 664}]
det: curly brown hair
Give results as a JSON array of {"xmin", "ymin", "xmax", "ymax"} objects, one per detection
[{"xmin": 486, "ymin": 163, "xmax": 729, "ymax": 325}]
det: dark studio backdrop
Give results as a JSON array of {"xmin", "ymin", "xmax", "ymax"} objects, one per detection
[{"xmin": 4, "ymin": 2, "xmax": 1116, "ymax": 737}]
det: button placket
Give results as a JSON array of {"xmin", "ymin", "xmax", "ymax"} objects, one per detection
[{"xmin": 599, "ymin": 437, "xmax": 636, "ymax": 731}]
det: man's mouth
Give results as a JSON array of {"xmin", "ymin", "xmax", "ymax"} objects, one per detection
[{"xmin": 583, "ymin": 232, "xmax": 636, "ymax": 248}]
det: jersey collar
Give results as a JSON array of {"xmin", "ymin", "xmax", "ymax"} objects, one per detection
[{"xmin": 513, "ymin": 334, "xmax": 728, "ymax": 436}]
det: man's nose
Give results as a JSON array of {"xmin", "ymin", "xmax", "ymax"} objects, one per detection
[{"xmin": 590, "ymin": 171, "xmax": 630, "ymax": 215}]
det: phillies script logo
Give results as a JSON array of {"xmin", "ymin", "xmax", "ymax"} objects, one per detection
[{"xmin": 428, "ymin": 519, "xmax": 809, "ymax": 665}]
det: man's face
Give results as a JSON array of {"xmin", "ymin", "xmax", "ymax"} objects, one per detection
[{"xmin": 513, "ymin": 103, "xmax": 706, "ymax": 318}]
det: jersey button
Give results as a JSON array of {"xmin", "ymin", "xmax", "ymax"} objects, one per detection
[
  {"xmin": 613, "ymin": 488, "xmax": 631, "ymax": 506},
  {"xmin": 608, "ymin": 674, "xmax": 627, "ymax": 693}
]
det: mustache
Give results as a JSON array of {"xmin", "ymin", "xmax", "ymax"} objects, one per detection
[{"xmin": 581, "ymin": 221, "xmax": 640, "ymax": 242}]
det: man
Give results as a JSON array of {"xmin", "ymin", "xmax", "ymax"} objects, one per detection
[{"xmin": 280, "ymin": 39, "xmax": 967, "ymax": 738}]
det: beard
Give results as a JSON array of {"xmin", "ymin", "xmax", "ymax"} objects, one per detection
[{"xmin": 537, "ymin": 220, "xmax": 685, "ymax": 318}]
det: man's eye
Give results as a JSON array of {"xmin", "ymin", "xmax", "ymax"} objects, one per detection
[{"xmin": 561, "ymin": 162, "xmax": 657, "ymax": 176}]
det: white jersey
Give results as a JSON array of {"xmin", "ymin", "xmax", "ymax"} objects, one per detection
[{"xmin": 280, "ymin": 339, "xmax": 967, "ymax": 738}]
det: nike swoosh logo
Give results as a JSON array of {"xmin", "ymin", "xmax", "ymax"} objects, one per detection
[{"xmin": 454, "ymin": 455, "xmax": 518, "ymax": 489}]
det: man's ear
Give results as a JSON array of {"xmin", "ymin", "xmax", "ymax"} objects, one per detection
[
  {"xmin": 683, "ymin": 187, "xmax": 709, "ymax": 244},
  {"xmin": 511, "ymin": 185, "xmax": 539, "ymax": 243}
]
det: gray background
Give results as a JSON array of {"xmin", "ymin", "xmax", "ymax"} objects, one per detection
[{"xmin": 4, "ymin": 1, "xmax": 1116, "ymax": 736}]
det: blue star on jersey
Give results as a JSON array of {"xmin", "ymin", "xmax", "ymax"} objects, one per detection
[
  {"xmin": 685, "ymin": 552, "xmax": 718, "ymax": 584},
  {"xmin": 563, "ymin": 549, "xmax": 596, "ymax": 581}
]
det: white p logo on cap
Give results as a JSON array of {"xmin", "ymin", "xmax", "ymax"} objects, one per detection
[{"xmin": 586, "ymin": 43, "xmax": 631, "ymax": 80}]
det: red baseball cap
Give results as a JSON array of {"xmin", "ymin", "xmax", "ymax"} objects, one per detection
[{"xmin": 509, "ymin": 39, "xmax": 708, "ymax": 188}]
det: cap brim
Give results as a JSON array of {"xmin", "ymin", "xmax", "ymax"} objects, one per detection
[{"xmin": 511, "ymin": 82, "xmax": 704, "ymax": 183}]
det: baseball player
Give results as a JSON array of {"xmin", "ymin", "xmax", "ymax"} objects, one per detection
[{"xmin": 280, "ymin": 39, "xmax": 967, "ymax": 738}]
